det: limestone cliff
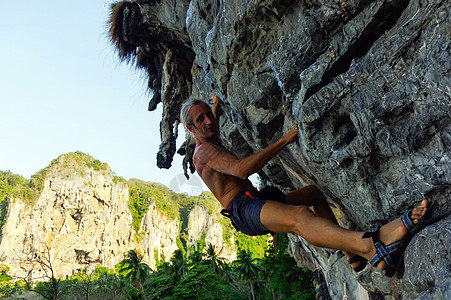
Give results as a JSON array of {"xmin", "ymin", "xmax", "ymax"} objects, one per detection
[
  {"xmin": 0, "ymin": 152, "xmax": 241, "ymax": 279},
  {"xmin": 108, "ymin": 0, "xmax": 450, "ymax": 299}
]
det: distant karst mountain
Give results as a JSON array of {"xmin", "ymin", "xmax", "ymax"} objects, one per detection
[{"xmin": 0, "ymin": 152, "xmax": 267, "ymax": 279}]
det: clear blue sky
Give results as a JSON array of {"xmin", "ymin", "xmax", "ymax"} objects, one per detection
[{"xmin": 0, "ymin": 1, "xmax": 206, "ymax": 194}]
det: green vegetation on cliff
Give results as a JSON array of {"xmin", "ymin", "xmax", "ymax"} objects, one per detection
[
  {"xmin": 49, "ymin": 151, "xmax": 110, "ymax": 177},
  {"xmin": 26, "ymin": 151, "xmax": 107, "ymax": 195},
  {"xmin": 128, "ymin": 179, "xmax": 181, "ymax": 232},
  {"xmin": 127, "ymin": 180, "xmax": 220, "ymax": 232},
  {"xmin": 0, "ymin": 171, "xmax": 37, "ymax": 204},
  {"xmin": 127, "ymin": 179, "xmax": 268, "ymax": 258},
  {"xmin": 0, "ymin": 171, "xmax": 41, "ymax": 237},
  {"xmin": 1, "ymin": 152, "xmax": 112, "ymax": 203}
]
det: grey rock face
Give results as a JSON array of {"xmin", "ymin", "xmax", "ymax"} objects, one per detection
[
  {"xmin": 109, "ymin": 0, "xmax": 450, "ymax": 298},
  {"xmin": 402, "ymin": 215, "xmax": 451, "ymax": 300}
]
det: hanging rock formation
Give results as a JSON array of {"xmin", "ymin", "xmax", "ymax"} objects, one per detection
[{"xmin": 108, "ymin": 0, "xmax": 450, "ymax": 299}]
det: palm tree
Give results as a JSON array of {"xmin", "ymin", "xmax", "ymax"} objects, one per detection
[
  {"xmin": 204, "ymin": 243, "xmax": 226, "ymax": 274},
  {"xmin": 187, "ymin": 247, "xmax": 205, "ymax": 268},
  {"xmin": 92, "ymin": 271, "xmax": 127, "ymax": 300},
  {"xmin": 234, "ymin": 249, "xmax": 262, "ymax": 300},
  {"xmin": 169, "ymin": 249, "xmax": 188, "ymax": 283},
  {"xmin": 118, "ymin": 249, "xmax": 152, "ymax": 291}
]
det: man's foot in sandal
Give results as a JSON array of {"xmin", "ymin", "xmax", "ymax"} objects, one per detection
[
  {"xmin": 362, "ymin": 199, "xmax": 435, "ymax": 277},
  {"xmin": 345, "ymin": 252, "xmax": 367, "ymax": 272}
]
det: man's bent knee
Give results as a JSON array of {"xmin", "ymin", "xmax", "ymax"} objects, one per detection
[
  {"xmin": 290, "ymin": 205, "xmax": 315, "ymax": 233},
  {"xmin": 308, "ymin": 185, "xmax": 325, "ymax": 199}
]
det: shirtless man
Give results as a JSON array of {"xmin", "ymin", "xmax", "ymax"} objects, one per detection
[{"xmin": 179, "ymin": 94, "xmax": 432, "ymax": 277}]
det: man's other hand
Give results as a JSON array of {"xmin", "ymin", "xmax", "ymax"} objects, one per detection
[
  {"xmin": 212, "ymin": 93, "xmax": 222, "ymax": 117},
  {"xmin": 212, "ymin": 93, "xmax": 221, "ymax": 106}
]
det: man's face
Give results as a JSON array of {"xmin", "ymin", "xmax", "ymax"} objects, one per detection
[{"xmin": 187, "ymin": 102, "xmax": 218, "ymax": 140}]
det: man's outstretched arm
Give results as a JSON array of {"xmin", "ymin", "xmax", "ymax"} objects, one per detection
[{"xmin": 195, "ymin": 126, "xmax": 298, "ymax": 179}]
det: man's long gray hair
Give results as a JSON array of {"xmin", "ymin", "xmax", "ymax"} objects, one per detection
[{"xmin": 180, "ymin": 98, "xmax": 208, "ymax": 126}]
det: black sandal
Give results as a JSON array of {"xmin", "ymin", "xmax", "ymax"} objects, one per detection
[
  {"xmin": 362, "ymin": 201, "xmax": 435, "ymax": 278},
  {"xmin": 348, "ymin": 255, "xmax": 368, "ymax": 272}
]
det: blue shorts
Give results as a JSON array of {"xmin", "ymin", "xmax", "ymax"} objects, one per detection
[{"xmin": 222, "ymin": 186, "xmax": 286, "ymax": 236}]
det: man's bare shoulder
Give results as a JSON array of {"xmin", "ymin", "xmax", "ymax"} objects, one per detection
[
  {"xmin": 195, "ymin": 142, "xmax": 216, "ymax": 152},
  {"xmin": 194, "ymin": 142, "xmax": 224, "ymax": 164}
]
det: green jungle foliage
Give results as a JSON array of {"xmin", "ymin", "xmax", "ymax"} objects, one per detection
[
  {"xmin": 260, "ymin": 235, "xmax": 316, "ymax": 300},
  {"xmin": 0, "ymin": 274, "xmax": 27, "ymax": 299},
  {"xmin": 0, "ymin": 237, "xmax": 314, "ymax": 300},
  {"xmin": 235, "ymin": 233, "xmax": 268, "ymax": 258}
]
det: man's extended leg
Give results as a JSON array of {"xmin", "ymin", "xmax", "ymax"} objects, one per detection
[
  {"xmin": 285, "ymin": 185, "xmax": 362, "ymax": 269},
  {"xmin": 260, "ymin": 198, "xmax": 429, "ymax": 271}
]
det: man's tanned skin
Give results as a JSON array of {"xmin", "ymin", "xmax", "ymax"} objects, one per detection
[{"xmin": 184, "ymin": 94, "xmax": 429, "ymax": 272}]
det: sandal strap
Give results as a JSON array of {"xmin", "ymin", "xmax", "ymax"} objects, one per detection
[
  {"xmin": 352, "ymin": 256, "xmax": 368, "ymax": 272},
  {"xmin": 348, "ymin": 256, "xmax": 359, "ymax": 264},
  {"xmin": 363, "ymin": 226, "xmax": 401, "ymax": 267},
  {"xmin": 369, "ymin": 240, "xmax": 401, "ymax": 266},
  {"xmin": 362, "ymin": 225, "xmax": 382, "ymax": 242},
  {"xmin": 401, "ymin": 209, "xmax": 414, "ymax": 232}
]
